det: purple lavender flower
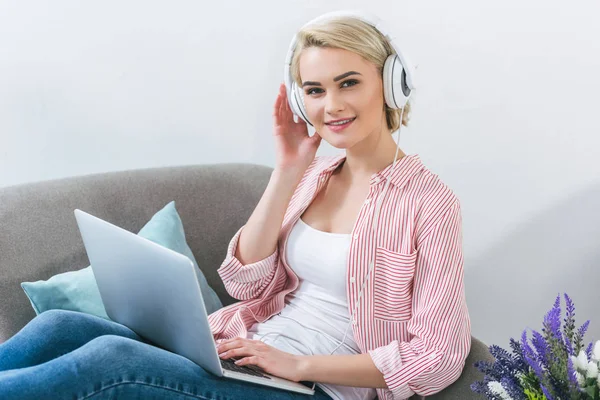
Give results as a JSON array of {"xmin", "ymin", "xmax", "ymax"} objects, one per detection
[
  {"xmin": 500, "ymin": 375, "xmax": 525, "ymax": 400},
  {"xmin": 531, "ymin": 329, "xmax": 552, "ymax": 369},
  {"xmin": 541, "ymin": 384, "xmax": 554, "ymax": 400},
  {"xmin": 542, "ymin": 295, "xmax": 564, "ymax": 345},
  {"xmin": 472, "ymin": 343, "xmax": 528, "ymax": 400},
  {"xmin": 567, "ymin": 356, "xmax": 578, "ymax": 387},
  {"xmin": 564, "ymin": 294, "xmax": 575, "ymax": 314},
  {"xmin": 472, "ymin": 293, "xmax": 593, "ymax": 400},
  {"xmin": 469, "ymin": 381, "xmax": 487, "ymax": 397},
  {"xmin": 522, "ymin": 330, "xmax": 545, "ymax": 382},
  {"xmin": 565, "ymin": 335, "xmax": 574, "ymax": 357},
  {"xmin": 509, "ymin": 338, "xmax": 528, "ymax": 371},
  {"xmin": 586, "ymin": 341, "xmax": 594, "ymax": 361},
  {"xmin": 575, "ymin": 320, "xmax": 590, "ymax": 353},
  {"xmin": 471, "ymin": 375, "xmax": 505, "ymax": 399},
  {"xmin": 473, "ymin": 359, "xmax": 495, "ymax": 376},
  {"xmin": 579, "ymin": 320, "xmax": 590, "ymax": 338}
]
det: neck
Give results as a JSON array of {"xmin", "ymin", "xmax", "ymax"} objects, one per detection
[{"xmin": 338, "ymin": 128, "xmax": 405, "ymax": 183}]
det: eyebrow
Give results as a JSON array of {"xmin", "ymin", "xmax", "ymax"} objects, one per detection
[{"xmin": 302, "ymin": 71, "xmax": 362, "ymax": 87}]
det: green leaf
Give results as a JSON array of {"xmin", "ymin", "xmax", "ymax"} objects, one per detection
[
  {"xmin": 586, "ymin": 385, "xmax": 596, "ymax": 398},
  {"xmin": 524, "ymin": 388, "xmax": 548, "ymax": 400}
]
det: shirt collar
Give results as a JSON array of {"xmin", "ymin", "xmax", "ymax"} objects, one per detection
[{"xmin": 320, "ymin": 153, "xmax": 424, "ymax": 189}]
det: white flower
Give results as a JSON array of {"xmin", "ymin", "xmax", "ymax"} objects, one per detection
[
  {"xmin": 488, "ymin": 381, "xmax": 514, "ymax": 400},
  {"xmin": 576, "ymin": 371, "xmax": 586, "ymax": 386},
  {"xmin": 571, "ymin": 355, "xmax": 583, "ymax": 371},
  {"xmin": 577, "ymin": 349, "xmax": 589, "ymax": 370},
  {"xmin": 593, "ymin": 341, "xmax": 600, "ymax": 362},
  {"xmin": 586, "ymin": 360, "xmax": 599, "ymax": 379}
]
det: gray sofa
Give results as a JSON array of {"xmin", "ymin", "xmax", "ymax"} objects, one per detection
[{"xmin": 0, "ymin": 163, "xmax": 492, "ymax": 399}]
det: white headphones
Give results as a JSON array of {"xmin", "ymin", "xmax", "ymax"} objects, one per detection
[{"xmin": 283, "ymin": 9, "xmax": 416, "ymax": 127}]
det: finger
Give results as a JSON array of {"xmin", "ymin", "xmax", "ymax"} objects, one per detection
[
  {"xmin": 278, "ymin": 85, "xmax": 287, "ymax": 122},
  {"xmin": 219, "ymin": 349, "xmax": 233, "ymax": 358},
  {"xmin": 217, "ymin": 338, "xmax": 244, "ymax": 353},
  {"xmin": 284, "ymin": 88, "xmax": 300, "ymax": 125},
  {"xmin": 284, "ymin": 89, "xmax": 305, "ymax": 128},
  {"xmin": 273, "ymin": 86, "xmax": 283, "ymax": 120},
  {"xmin": 221, "ymin": 346, "xmax": 254, "ymax": 359},
  {"xmin": 235, "ymin": 355, "xmax": 263, "ymax": 368},
  {"xmin": 218, "ymin": 347, "xmax": 235, "ymax": 358},
  {"xmin": 218, "ymin": 339, "xmax": 261, "ymax": 357}
]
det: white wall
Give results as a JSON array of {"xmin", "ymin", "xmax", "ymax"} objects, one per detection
[{"xmin": 1, "ymin": 0, "xmax": 599, "ymax": 349}]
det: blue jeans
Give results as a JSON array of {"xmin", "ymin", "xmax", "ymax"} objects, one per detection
[{"xmin": 0, "ymin": 310, "xmax": 332, "ymax": 400}]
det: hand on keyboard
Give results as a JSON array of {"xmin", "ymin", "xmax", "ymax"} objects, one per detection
[{"xmin": 216, "ymin": 337, "xmax": 305, "ymax": 382}]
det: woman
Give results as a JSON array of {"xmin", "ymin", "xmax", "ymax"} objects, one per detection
[{"xmin": 0, "ymin": 11, "xmax": 471, "ymax": 400}]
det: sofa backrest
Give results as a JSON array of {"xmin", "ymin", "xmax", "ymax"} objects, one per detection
[{"xmin": 0, "ymin": 163, "xmax": 273, "ymax": 342}]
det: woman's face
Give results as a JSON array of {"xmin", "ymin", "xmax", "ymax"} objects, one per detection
[{"xmin": 299, "ymin": 47, "xmax": 387, "ymax": 149}]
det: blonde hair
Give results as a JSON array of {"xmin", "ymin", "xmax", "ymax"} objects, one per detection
[{"xmin": 290, "ymin": 16, "xmax": 411, "ymax": 132}]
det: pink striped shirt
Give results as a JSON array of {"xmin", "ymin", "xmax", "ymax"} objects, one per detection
[{"xmin": 208, "ymin": 154, "xmax": 471, "ymax": 400}]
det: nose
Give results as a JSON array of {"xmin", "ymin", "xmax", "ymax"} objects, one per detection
[{"xmin": 324, "ymin": 91, "xmax": 345, "ymax": 116}]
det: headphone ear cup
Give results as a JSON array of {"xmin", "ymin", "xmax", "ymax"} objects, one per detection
[
  {"xmin": 383, "ymin": 54, "xmax": 410, "ymax": 110},
  {"xmin": 290, "ymin": 81, "xmax": 312, "ymax": 126}
]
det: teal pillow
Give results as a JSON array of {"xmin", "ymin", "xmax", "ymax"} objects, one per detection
[{"xmin": 21, "ymin": 201, "xmax": 223, "ymax": 319}]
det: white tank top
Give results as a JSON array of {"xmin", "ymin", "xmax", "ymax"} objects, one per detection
[{"xmin": 246, "ymin": 217, "xmax": 377, "ymax": 400}]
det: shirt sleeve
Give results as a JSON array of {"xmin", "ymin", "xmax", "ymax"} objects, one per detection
[
  {"xmin": 368, "ymin": 200, "xmax": 472, "ymax": 399},
  {"xmin": 216, "ymin": 224, "xmax": 279, "ymax": 300}
]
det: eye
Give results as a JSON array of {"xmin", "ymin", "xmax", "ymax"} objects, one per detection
[
  {"xmin": 305, "ymin": 79, "xmax": 359, "ymax": 96},
  {"xmin": 342, "ymin": 79, "xmax": 359, "ymax": 88}
]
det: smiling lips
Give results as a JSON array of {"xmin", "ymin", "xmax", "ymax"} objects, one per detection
[
  {"xmin": 325, "ymin": 117, "xmax": 356, "ymax": 132},
  {"xmin": 326, "ymin": 117, "xmax": 356, "ymax": 125}
]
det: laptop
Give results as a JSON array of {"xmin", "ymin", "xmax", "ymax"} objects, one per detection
[{"xmin": 73, "ymin": 209, "xmax": 315, "ymax": 395}]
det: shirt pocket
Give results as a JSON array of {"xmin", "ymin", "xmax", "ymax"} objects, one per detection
[{"xmin": 372, "ymin": 246, "xmax": 417, "ymax": 322}]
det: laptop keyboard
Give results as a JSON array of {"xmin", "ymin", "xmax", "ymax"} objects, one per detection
[{"xmin": 220, "ymin": 358, "xmax": 271, "ymax": 379}]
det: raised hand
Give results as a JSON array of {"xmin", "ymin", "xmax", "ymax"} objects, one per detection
[{"xmin": 272, "ymin": 82, "xmax": 322, "ymax": 173}]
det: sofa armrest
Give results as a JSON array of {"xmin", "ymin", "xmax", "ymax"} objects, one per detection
[{"xmin": 425, "ymin": 336, "xmax": 492, "ymax": 399}]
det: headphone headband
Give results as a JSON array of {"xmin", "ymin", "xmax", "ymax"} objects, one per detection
[{"xmin": 284, "ymin": 10, "xmax": 416, "ymax": 104}]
